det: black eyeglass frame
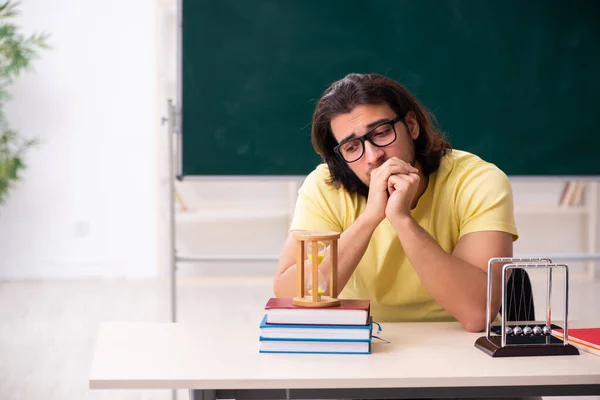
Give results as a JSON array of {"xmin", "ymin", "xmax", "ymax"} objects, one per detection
[{"xmin": 333, "ymin": 116, "xmax": 404, "ymax": 163}]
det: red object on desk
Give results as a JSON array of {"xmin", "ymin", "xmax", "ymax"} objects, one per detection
[{"xmin": 553, "ymin": 328, "xmax": 600, "ymax": 356}]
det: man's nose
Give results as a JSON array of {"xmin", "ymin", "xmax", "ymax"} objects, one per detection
[{"xmin": 363, "ymin": 141, "xmax": 385, "ymax": 163}]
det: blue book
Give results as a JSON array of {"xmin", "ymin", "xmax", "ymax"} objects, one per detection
[{"xmin": 259, "ymin": 338, "xmax": 371, "ymax": 354}]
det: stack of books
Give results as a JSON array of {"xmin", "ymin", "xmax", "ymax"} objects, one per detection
[{"xmin": 259, "ymin": 298, "xmax": 372, "ymax": 354}]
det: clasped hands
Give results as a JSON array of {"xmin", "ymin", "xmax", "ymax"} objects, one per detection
[{"xmin": 364, "ymin": 157, "xmax": 420, "ymax": 225}]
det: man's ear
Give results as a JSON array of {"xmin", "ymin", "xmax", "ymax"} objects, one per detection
[{"xmin": 405, "ymin": 111, "xmax": 420, "ymax": 140}]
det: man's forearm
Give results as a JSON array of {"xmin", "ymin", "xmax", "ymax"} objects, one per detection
[
  {"xmin": 390, "ymin": 216, "xmax": 488, "ymax": 331},
  {"xmin": 278, "ymin": 214, "xmax": 379, "ymax": 297},
  {"xmin": 320, "ymin": 214, "xmax": 380, "ymax": 295}
]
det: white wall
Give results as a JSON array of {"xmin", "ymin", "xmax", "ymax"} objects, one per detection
[{"xmin": 0, "ymin": 0, "xmax": 160, "ymax": 279}]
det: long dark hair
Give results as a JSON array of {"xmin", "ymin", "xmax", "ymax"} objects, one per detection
[{"xmin": 311, "ymin": 73, "xmax": 451, "ymax": 197}]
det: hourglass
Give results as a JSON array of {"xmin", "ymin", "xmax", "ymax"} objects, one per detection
[{"xmin": 291, "ymin": 230, "xmax": 341, "ymax": 307}]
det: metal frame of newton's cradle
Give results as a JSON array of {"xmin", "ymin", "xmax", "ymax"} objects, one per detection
[{"xmin": 165, "ymin": 0, "xmax": 600, "ymax": 327}]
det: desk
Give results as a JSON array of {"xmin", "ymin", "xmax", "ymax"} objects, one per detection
[{"xmin": 89, "ymin": 321, "xmax": 600, "ymax": 399}]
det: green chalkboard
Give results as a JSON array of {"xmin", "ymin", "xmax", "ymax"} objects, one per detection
[{"xmin": 181, "ymin": 0, "xmax": 600, "ymax": 177}]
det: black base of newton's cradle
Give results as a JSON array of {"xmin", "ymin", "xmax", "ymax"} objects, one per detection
[{"xmin": 475, "ymin": 336, "xmax": 580, "ymax": 357}]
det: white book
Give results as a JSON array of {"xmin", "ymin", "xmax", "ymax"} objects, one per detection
[{"xmin": 259, "ymin": 315, "xmax": 372, "ymax": 340}]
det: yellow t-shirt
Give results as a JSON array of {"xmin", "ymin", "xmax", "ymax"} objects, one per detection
[{"xmin": 289, "ymin": 149, "xmax": 518, "ymax": 322}]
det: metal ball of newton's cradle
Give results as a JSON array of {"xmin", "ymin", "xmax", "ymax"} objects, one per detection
[
  {"xmin": 505, "ymin": 326, "xmax": 513, "ymax": 336},
  {"xmin": 523, "ymin": 326, "xmax": 533, "ymax": 336},
  {"xmin": 532, "ymin": 325, "xmax": 543, "ymax": 336},
  {"xmin": 543, "ymin": 325, "xmax": 552, "ymax": 336},
  {"xmin": 512, "ymin": 326, "xmax": 523, "ymax": 336}
]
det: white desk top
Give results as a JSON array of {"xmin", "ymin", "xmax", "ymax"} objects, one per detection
[{"xmin": 89, "ymin": 321, "xmax": 600, "ymax": 390}]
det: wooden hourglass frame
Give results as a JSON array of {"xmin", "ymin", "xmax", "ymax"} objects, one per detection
[{"xmin": 292, "ymin": 230, "xmax": 341, "ymax": 308}]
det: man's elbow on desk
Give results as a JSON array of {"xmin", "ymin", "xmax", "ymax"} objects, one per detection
[
  {"xmin": 272, "ymin": 272, "xmax": 294, "ymax": 298},
  {"xmin": 272, "ymin": 278, "xmax": 285, "ymax": 298},
  {"xmin": 457, "ymin": 303, "xmax": 492, "ymax": 332},
  {"xmin": 461, "ymin": 317, "xmax": 486, "ymax": 333},
  {"xmin": 453, "ymin": 305, "xmax": 487, "ymax": 332}
]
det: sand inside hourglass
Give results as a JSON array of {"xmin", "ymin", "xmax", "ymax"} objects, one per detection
[{"xmin": 306, "ymin": 243, "xmax": 327, "ymax": 297}]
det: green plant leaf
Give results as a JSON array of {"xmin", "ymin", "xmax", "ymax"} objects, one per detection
[{"xmin": 0, "ymin": 0, "xmax": 48, "ymax": 207}]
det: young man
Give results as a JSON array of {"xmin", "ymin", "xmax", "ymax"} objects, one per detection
[{"xmin": 273, "ymin": 73, "xmax": 518, "ymax": 332}]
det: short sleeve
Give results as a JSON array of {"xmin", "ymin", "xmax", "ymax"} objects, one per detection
[
  {"xmin": 289, "ymin": 165, "xmax": 344, "ymax": 233},
  {"xmin": 456, "ymin": 164, "xmax": 519, "ymax": 241}
]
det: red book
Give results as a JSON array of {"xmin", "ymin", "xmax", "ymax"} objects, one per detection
[
  {"xmin": 264, "ymin": 298, "xmax": 370, "ymax": 326},
  {"xmin": 553, "ymin": 328, "xmax": 600, "ymax": 356}
]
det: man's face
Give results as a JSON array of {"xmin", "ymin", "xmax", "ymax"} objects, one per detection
[{"xmin": 330, "ymin": 104, "xmax": 419, "ymax": 186}]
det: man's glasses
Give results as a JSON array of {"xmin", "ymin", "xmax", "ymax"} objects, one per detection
[{"xmin": 333, "ymin": 116, "xmax": 402, "ymax": 163}]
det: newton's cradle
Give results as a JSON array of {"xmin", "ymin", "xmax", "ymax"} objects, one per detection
[{"xmin": 475, "ymin": 257, "xmax": 579, "ymax": 357}]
